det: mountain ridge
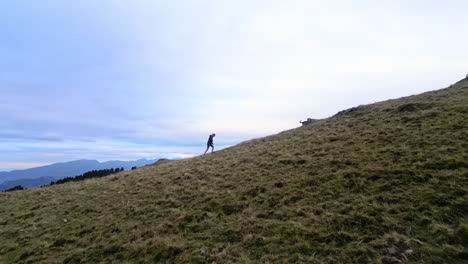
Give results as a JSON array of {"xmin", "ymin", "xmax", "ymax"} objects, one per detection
[{"xmin": 0, "ymin": 158, "xmax": 158, "ymax": 191}]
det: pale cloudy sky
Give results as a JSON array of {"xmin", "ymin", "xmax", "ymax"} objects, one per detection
[{"xmin": 1, "ymin": 0, "xmax": 467, "ymax": 171}]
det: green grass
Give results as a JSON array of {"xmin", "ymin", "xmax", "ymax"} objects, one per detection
[{"xmin": 1, "ymin": 79, "xmax": 467, "ymax": 263}]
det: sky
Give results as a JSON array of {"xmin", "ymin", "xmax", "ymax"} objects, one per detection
[{"xmin": 1, "ymin": 0, "xmax": 467, "ymax": 171}]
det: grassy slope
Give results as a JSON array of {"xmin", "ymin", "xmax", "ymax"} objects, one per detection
[{"xmin": 1, "ymin": 80, "xmax": 467, "ymax": 264}]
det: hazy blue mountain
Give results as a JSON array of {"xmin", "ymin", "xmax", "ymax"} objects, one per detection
[
  {"xmin": 0, "ymin": 159, "xmax": 157, "ymax": 190},
  {"xmin": 0, "ymin": 176, "xmax": 55, "ymax": 192}
]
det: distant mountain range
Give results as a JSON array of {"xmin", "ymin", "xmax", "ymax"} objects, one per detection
[{"xmin": 0, "ymin": 159, "xmax": 157, "ymax": 191}]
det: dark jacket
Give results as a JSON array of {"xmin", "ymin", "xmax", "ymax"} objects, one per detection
[{"xmin": 207, "ymin": 135, "xmax": 214, "ymax": 146}]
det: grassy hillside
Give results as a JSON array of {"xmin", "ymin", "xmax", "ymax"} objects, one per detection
[{"xmin": 1, "ymin": 79, "xmax": 467, "ymax": 264}]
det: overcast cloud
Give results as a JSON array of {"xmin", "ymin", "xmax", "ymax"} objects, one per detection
[{"xmin": 1, "ymin": 0, "xmax": 467, "ymax": 171}]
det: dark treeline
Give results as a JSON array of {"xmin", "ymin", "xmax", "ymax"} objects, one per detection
[
  {"xmin": 49, "ymin": 168, "xmax": 125, "ymax": 186},
  {"xmin": 2, "ymin": 167, "xmax": 135, "ymax": 192},
  {"xmin": 4, "ymin": 185, "xmax": 24, "ymax": 192}
]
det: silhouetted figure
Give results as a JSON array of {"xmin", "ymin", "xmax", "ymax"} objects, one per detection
[{"xmin": 204, "ymin": 133, "xmax": 216, "ymax": 155}]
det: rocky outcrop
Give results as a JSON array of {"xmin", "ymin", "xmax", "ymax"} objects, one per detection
[{"xmin": 300, "ymin": 118, "xmax": 318, "ymax": 125}]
